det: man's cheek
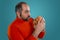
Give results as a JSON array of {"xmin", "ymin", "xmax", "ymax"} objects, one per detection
[{"xmin": 24, "ymin": 14, "xmax": 28, "ymax": 18}]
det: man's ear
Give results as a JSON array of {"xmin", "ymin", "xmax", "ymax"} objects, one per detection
[{"xmin": 16, "ymin": 11, "xmax": 21, "ymax": 17}]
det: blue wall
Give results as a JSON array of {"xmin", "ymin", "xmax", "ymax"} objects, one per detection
[{"xmin": 0, "ymin": 0, "xmax": 60, "ymax": 40}]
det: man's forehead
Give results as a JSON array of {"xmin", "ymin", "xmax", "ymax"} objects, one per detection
[{"xmin": 22, "ymin": 4, "xmax": 30, "ymax": 11}]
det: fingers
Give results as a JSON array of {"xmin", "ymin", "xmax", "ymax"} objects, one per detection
[
  {"xmin": 38, "ymin": 16, "xmax": 43, "ymax": 24},
  {"xmin": 39, "ymin": 17, "xmax": 45, "ymax": 24},
  {"xmin": 33, "ymin": 16, "xmax": 45, "ymax": 28},
  {"xmin": 33, "ymin": 20, "xmax": 38, "ymax": 25},
  {"xmin": 41, "ymin": 17, "xmax": 45, "ymax": 29},
  {"xmin": 43, "ymin": 17, "xmax": 45, "ymax": 23},
  {"xmin": 37, "ymin": 16, "xmax": 45, "ymax": 29}
]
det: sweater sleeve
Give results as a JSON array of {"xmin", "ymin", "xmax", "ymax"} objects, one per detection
[{"xmin": 38, "ymin": 30, "xmax": 45, "ymax": 39}]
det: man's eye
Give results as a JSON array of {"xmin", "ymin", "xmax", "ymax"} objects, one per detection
[{"xmin": 25, "ymin": 10, "xmax": 29, "ymax": 13}]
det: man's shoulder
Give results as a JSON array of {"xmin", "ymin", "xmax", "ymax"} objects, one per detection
[{"xmin": 9, "ymin": 19, "xmax": 17, "ymax": 27}]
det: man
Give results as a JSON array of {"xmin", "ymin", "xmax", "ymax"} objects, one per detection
[{"xmin": 8, "ymin": 2, "xmax": 45, "ymax": 40}]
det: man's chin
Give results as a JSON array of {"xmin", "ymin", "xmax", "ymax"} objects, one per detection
[
  {"xmin": 24, "ymin": 18, "xmax": 30, "ymax": 21},
  {"xmin": 23, "ymin": 18, "xmax": 28, "ymax": 21}
]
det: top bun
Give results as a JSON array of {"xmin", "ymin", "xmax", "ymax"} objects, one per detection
[{"xmin": 33, "ymin": 16, "xmax": 43, "ymax": 25}]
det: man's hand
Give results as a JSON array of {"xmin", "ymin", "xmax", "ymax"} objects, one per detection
[{"xmin": 33, "ymin": 16, "xmax": 45, "ymax": 38}]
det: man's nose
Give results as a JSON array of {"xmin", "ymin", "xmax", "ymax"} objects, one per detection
[{"xmin": 28, "ymin": 13, "xmax": 30, "ymax": 16}]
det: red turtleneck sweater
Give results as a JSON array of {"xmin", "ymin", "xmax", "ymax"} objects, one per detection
[{"xmin": 8, "ymin": 17, "xmax": 45, "ymax": 40}]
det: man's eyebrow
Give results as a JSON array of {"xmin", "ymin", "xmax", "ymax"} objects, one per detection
[{"xmin": 25, "ymin": 10, "xmax": 30, "ymax": 12}]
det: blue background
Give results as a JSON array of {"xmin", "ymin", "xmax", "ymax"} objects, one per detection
[{"xmin": 0, "ymin": 0, "xmax": 60, "ymax": 40}]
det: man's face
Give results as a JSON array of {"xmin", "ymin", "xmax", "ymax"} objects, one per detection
[{"xmin": 21, "ymin": 4, "xmax": 30, "ymax": 21}]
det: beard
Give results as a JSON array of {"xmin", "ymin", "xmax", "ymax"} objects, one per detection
[
  {"xmin": 23, "ymin": 16, "xmax": 30, "ymax": 21},
  {"xmin": 20, "ymin": 14, "xmax": 30, "ymax": 21},
  {"xmin": 25, "ymin": 16, "xmax": 30, "ymax": 21}
]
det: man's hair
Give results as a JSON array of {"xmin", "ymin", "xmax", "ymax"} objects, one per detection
[{"xmin": 15, "ymin": 2, "xmax": 27, "ymax": 12}]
